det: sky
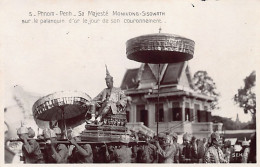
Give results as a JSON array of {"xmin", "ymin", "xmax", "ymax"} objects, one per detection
[{"xmin": 1, "ymin": 0, "xmax": 259, "ymax": 123}]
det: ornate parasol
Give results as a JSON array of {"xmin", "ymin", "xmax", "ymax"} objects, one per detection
[
  {"xmin": 32, "ymin": 91, "xmax": 92, "ymax": 136},
  {"xmin": 126, "ymin": 29, "xmax": 195, "ymax": 135},
  {"xmin": 126, "ymin": 32, "xmax": 194, "ymax": 64}
]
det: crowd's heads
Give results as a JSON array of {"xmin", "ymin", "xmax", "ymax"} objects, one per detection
[
  {"xmin": 17, "ymin": 126, "xmax": 29, "ymax": 140},
  {"xmin": 183, "ymin": 133, "xmax": 191, "ymax": 144},
  {"xmin": 242, "ymin": 140, "xmax": 250, "ymax": 147},
  {"xmin": 169, "ymin": 132, "xmax": 178, "ymax": 141},
  {"xmin": 120, "ymin": 135, "xmax": 130, "ymax": 144},
  {"xmin": 158, "ymin": 133, "xmax": 166, "ymax": 139},
  {"xmin": 158, "ymin": 133, "xmax": 166, "ymax": 144},
  {"xmin": 28, "ymin": 127, "xmax": 35, "ymax": 138},
  {"xmin": 203, "ymin": 138, "xmax": 207, "ymax": 143},
  {"xmin": 137, "ymin": 132, "xmax": 146, "ymax": 141},
  {"xmin": 68, "ymin": 128, "xmax": 81, "ymax": 141},
  {"xmin": 209, "ymin": 132, "xmax": 221, "ymax": 146},
  {"xmin": 224, "ymin": 140, "xmax": 231, "ymax": 148},
  {"xmin": 53, "ymin": 126, "xmax": 61, "ymax": 135},
  {"xmin": 17, "ymin": 126, "xmax": 29, "ymax": 135},
  {"xmin": 158, "ymin": 133, "xmax": 172, "ymax": 145},
  {"xmin": 43, "ymin": 128, "xmax": 57, "ymax": 139},
  {"xmin": 53, "ymin": 126, "xmax": 62, "ymax": 139}
]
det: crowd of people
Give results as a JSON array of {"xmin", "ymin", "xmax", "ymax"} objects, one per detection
[{"xmin": 11, "ymin": 125, "xmax": 256, "ymax": 164}]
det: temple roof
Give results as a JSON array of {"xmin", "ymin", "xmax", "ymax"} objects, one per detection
[
  {"xmin": 120, "ymin": 68, "xmax": 139, "ymax": 90},
  {"xmin": 121, "ymin": 62, "xmax": 193, "ymax": 90},
  {"xmin": 121, "ymin": 62, "xmax": 214, "ymax": 101}
]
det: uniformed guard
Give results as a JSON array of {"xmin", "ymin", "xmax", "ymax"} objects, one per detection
[
  {"xmin": 203, "ymin": 132, "xmax": 227, "ymax": 163},
  {"xmin": 169, "ymin": 132, "xmax": 180, "ymax": 163},
  {"xmin": 155, "ymin": 133, "xmax": 176, "ymax": 163},
  {"xmin": 136, "ymin": 134, "xmax": 157, "ymax": 163},
  {"xmin": 180, "ymin": 133, "xmax": 197, "ymax": 163},
  {"xmin": 198, "ymin": 138, "xmax": 208, "ymax": 163},
  {"xmin": 222, "ymin": 140, "xmax": 232, "ymax": 163},
  {"xmin": 17, "ymin": 126, "xmax": 44, "ymax": 163},
  {"xmin": 241, "ymin": 140, "xmax": 250, "ymax": 163},
  {"xmin": 190, "ymin": 136, "xmax": 198, "ymax": 162},
  {"xmin": 43, "ymin": 128, "xmax": 68, "ymax": 163},
  {"xmin": 68, "ymin": 129, "xmax": 93, "ymax": 163}
]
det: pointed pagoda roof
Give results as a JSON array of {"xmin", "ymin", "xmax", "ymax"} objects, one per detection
[
  {"xmin": 120, "ymin": 68, "xmax": 139, "ymax": 90},
  {"xmin": 121, "ymin": 63, "xmax": 214, "ymax": 101},
  {"xmin": 121, "ymin": 62, "xmax": 192, "ymax": 90}
]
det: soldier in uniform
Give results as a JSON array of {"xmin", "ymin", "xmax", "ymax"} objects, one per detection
[
  {"xmin": 17, "ymin": 126, "xmax": 44, "ymax": 163},
  {"xmin": 87, "ymin": 65, "xmax": 127, "ymax": 124},
  {"xmin": 241, "ymin": 140, "xmax": 250, "ymax": 163},
  {"xmin": 179, "ymin": 133, "xmax": 198, "ymax": 163},
  {"xmin": 198, "ymin": 138, "xmax": 208, "ymax": 163},
  {"xmin": 68, "ymin": 129, "xmax": 93, "ymax": 163},
  {"xmin": 43, "ymin": 128, "xmax": 68, "ymax": 163},
  {"xmin": 191, "ymin": 136, "xmax": 198, "ymax": 162},
  {"xmin": 203, "ymin": 132, "xmax": 227, "ymax": 163},
  {"xmin": 222, "ymin": 140, "xmax": 232, "ymax": 163},
  {"xmin": 155, "ymin": 133, "xmax": 176, "ymax": 163},
  {"xmin": 169, "ymin": 132, "xmax": 180, "ymax": 163},
  {"xmin": 136, "ymin": 134, "xmax": 157, "ymax": 163}
]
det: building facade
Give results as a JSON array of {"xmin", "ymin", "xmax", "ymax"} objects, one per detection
[{"xmin": 121, "ymin": 62, "xmax": 223, "ymax": 138}]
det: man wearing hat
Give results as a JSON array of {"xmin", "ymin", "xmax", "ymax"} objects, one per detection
[
  {"xmin": 203, "ymin": 132, "xmax": 227, "ymax": 163},
  {"xmin": 191, "ymin": 136, "xmax": 198, "ymax": 162},
  {"xmin": 240, "ymin": 140, "xmax": 250, "ymax": 163},
  {"xmin": 169, "ymin": 132, "xmax": 180, "ymax": 163},
  {"xmin": 198, "ymin": 138, "xmax": 209, "ymax": 163},
  {"xmin": 155, "ymin": 133, "xmax": 176, "ymax": 163},
  {"xmin": 68, "ymin": 129, "xmax": 93, "ymax": 163},
  {"xmin": 42, "ymin": 128, "xmax": 68, "ymax": 163},
  {"xmin": 135, "ymin": 133, "xmax": 157, "ymax": 163},
  {"xmin": 222, "ymin": 140, "xmax": 233, "ymax": 163},
  {"xmin": 17, "ymin": 126, "xmax": 44, "ymax": 163},
  {"xmin": 87, "ymin": 65, "xmax": 127, "ymax": 124},
  {"xmin": 180, "ymin": 133, "xmax": 197, "ymax": 163}
]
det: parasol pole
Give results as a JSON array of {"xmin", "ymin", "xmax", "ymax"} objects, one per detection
[
  {"xmin": 61, "ymin": 107, "xmax": 68, "ymax": 139},
  {"xmin": 157, "ymin": 64, "xmax": 160, "ymax": 136},
  {"xmin": 156, "ymin": 27, "xmax": 162, "ymax": 137}
]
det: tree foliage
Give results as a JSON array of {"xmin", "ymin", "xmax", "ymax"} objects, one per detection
[
  {"xmin": 192, "ymin": 71, "xmax": 220, "ymax": 110},
  {"xmin": 212, "ymin": 115, "xmax": 253, "ymax": 130},
  {"xmin": 234, "ymin": 71, "xmax": 256, "ymax": 115}
]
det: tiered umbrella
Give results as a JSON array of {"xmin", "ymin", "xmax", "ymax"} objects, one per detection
[
  {"xmin": 126, "ymin": 31, "xmax": 195, "ymax": 135},
  {"xmin": 32, "ymin": 91, "xmax": 92, "ymax": 137}
]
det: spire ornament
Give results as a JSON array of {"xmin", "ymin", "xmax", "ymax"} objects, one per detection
[{"xmin": 105, "ymin": 64, "xmax": 113, "ymax": 80}]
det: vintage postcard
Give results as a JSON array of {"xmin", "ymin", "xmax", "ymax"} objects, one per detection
[{"xmin": 0, "ymin": 0, "xmax": 259, "ymax": 165}]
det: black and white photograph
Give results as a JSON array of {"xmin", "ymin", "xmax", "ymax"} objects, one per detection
[{"xmin": 1, "ymin": 0, "xmax": 258, "ymax": 164}]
